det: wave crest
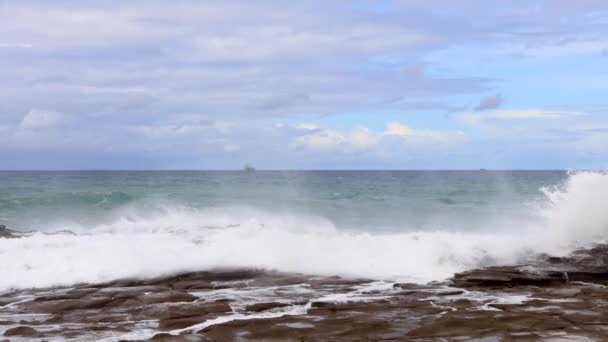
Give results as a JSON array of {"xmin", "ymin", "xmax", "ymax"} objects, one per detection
[{"xmin": 1, "ymin": 171, "xmax": 608, "ymax": 291}]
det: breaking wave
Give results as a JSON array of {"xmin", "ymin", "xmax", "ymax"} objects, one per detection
[{"xmin": 1, "ymin": 171, "xmax": 607, "ymax": 291}]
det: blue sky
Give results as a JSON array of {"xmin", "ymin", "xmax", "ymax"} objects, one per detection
[{"xmin": 0, "ymin": 0, "xmax": 607, "ymax": 169}]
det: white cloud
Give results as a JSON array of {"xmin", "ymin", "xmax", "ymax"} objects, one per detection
[
  {"xmin": 183, "ymin": 25, "xmax": 426, "ymax": 62},
  {"xmin": 459, "ymin": 109, "xmax": 586, "ymax": 125},
  {"xmin": 19, "ymin": 110, "xmax": 69, "ymax": 130},
  {"xmin": 0, "ymin": 2, "xmax": 425, "ymax": 56},
  {"xmin": 384, "ymin": 121, "xmax": 462, "ymax": 142},
  {"xmin": 79, "ymin": 86, "xmax": 160, "ymax": 95},
  {"xmin": 0, "ymin": 43, "xmax": 32, "ymax": 48},
  {"xmin": 350, "ymin": 127, "xmax": 379, "ymax": 148},
  {"xmin": 0, "ymin": 5, "xmax": 181, "ymax": 49},
  {"xmin": 294, "ymin": 123, "xmax": 321, "ymax": 130},
  {"xmin": 295, "ymin": 128, "xmax": 346, "ymax": 150},
  {"xmin": 295, "ymin": 121, "xmax": 464, "ymax": 150}
]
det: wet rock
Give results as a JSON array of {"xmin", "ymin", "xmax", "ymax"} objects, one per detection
[
  {"xmin": 151, "ymin": 301, "xmax": 231, "ymax": 319},
  {"xmin": 561, "ymin": 312, "xmax": 608, "ymax": 325},
  {"xmin": 158, "ymin": 316, "xmax": 206, "ymax": 330},
  {"xmin": 151, "ymin": 269, "xmax": 263, "ymax": 285},
  {"xmin": 245, "ymin": 302, "xmax": 290, "ymax": 312},
  {"xmin": 171, "ymin": 280, "xmax": 215, "ymax": 290},
  {"xmin": 543, "ymin": 287, "xmax": 582, "ymax": 298},
  {"xmin": 435, "ymin": 289, "xmax": 465, "ymax": 296},
  {"xmin": 452, "ymin": 267, "xmax": 569, "ymax": 287},
  {"xmin": 453, "ymin": 244, "xmax": 608, "ymax": 288},
  {"xmin": 449, "ymin": 298, "xmax": 475, "ymax": 310},
  {"xmin": 309, "ymin": 275, "xmax": 373, "ymax": 290},
  {"xmin": 34, "ymin": 288, "xmax": 98, "ymax": 302},
  {"xmin": 30, "ymin": 296, "xmax": 114, "ymax": 313},
  {"xmin": 392, "ymin": 283, "xmax": 436, "ymax": 290},
  {"xmin": 4, "ymin": 326, "xmax": 39, "ymax": 337},
  {"xmin": 309, "ymin": 300, "xmax": 391, "ymax": 313},
  {"xmin": 148, "ymin": 332, "xmax": 206, "ymax": 341},
  {"xmin": 100, "ymin": 285, "xmax": 169, "ymax": 296},
  {"xmin": 3, "ymin": 245, "xmax": 608, "ymax": 341},
  {"xmin": 137, "ymin": 291, "xmax": 197, "ymax": 305},
  {"xmin": 0, "ymin": 296, "xmax": 23, "ymax": 307},
  {"xmin": 0, "ymin": 225, "xmax": 18, "ymax": 239},
  {"xmin": 143, "ymin": 301, "xmax": 232, "ymax": 329},
  {"xmin": 247, "ymin": 274, "xmax": 312, "ymax": 287},
  {"xmin": 528, "ymin": 316, "xmax": 571, "ymax": 330},
  {"xmin": 310, "ymin": 300, "xmax": 335, "ymax": 308}
]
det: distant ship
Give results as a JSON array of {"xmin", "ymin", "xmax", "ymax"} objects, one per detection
[{"xmin": 243, "ymin": 163, "xmax": 256, "ymax": 172}]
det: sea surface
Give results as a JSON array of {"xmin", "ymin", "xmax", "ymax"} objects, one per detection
[{"xmin": 0, "ymin": 170, "xmax": 606, "ymax": 291}]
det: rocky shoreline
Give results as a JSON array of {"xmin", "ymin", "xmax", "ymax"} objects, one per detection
[{"xmin": 2, "ymin": 228, "xmax": 608, "ymax": 341}]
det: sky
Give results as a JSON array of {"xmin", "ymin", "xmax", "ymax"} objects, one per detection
[{"xmin": 0, "ymin": 0, "xmax": 607, "ymax": 170}]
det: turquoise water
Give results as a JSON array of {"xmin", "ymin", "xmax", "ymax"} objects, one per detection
[{"xmin": 0, "ymin": 171, "xmax": 566, "ymax": 232}]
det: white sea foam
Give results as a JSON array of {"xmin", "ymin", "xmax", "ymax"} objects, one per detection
[
  {"xmin": 1, "ymin": 171, "xmax": 607, "ymax": 291},
  {"xmin": 540, "ymin": 171, "xmax": 608, "ymax": 245}
]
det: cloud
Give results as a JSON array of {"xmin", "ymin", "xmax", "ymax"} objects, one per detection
[
  {"xmin": 0, "ymin": 0, "xmax": 499, "ymax": 125},
  {"xmin": 295, "ymin": 122, "xmax": 464, "ymax": 150},
  {"xmin": 459, "ymin": 109, "xmax": 586, "ymax": 125},
  {"xmin": 0, "ymin": 1, "xmax": 607, "ymax": 169},
  {"xmin": 19, "ymin": 110, "xmax": 69, "ymax": 130},
  {"xmin": 384, "ymin": 122, "xmax": 462, "ymax": 142},
  {"xmin": 474, "ymin": 94, "xmax": 504, "ymax": 111},
  {"xmin": 182, "ymin": 25, "xmax": 426, "ymax": 63},
  {"xmin": 0, "ymin": 43, "xmax": 32, "ymax": 49},
  {"xmin": 295, "ymin": 128, "xmax": 347, "ymax": 150},
  {"xmin": 350, "ymin": 127, "xmax": 379, "ymax": 148}
]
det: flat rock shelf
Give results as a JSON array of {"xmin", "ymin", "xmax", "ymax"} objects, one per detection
[{"xmin": 2, "ymin": 229, "xmax": 608, "ymax": 341}]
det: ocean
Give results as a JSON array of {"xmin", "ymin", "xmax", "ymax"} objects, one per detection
[{"xmin": 0, "ymin": 170, "xmax": 606, "ymax": 291}]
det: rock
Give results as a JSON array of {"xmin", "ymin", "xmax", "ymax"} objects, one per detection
[
  {"xmin": 435, "ymin": 290, "xmax": 465, "ymax": 296},
  {"xmin": 452, "ymin": 267, "xmax": 569, "ymax": 287},
  {"xmin": 3, "ymin": 246, "xmax": 608, "ymax": 341},
  {"xmin": 171, "ymin": 280, "xmax": 215, "ymax": 290},
  {"xmin": 561, "ymin": 312, "xmax": 608, "ymax": 325},
  {"xmin": 4, "ymin": 326, "xmax": 39, "ymax": 337},
  {"xmin": 310, "ymin": 301, "xmax": 334, "ymax": 308},
  {"xmin": 31, "ymin": 297, "xmax": 114, "ymax": 313},
  {"xmin": 392, "ymin": 283, "xmax": 436, "ymax": 290},
  {"xmin": 151, "ymin": 269, "xmax": 264, "ymax": 285},
  {"xmin": 452, "ymin": 244, "xmax": 608, "ymax": 288},
  {"xmin": 245, "ymin": 302, "xmax": 290, "ymax": 312},
  {"xmin": 148, "ymin": 332, "xmax": 206, "ymax": 341},
  {"xmin": 309, "ymin": 300, "xmax": 390, "ymax": 313},
  {"xmin": 144, "ymin": 301, "xmax": 232, "ymax": 320},
  {"xmin": 0, "ymin": 225, "xmax": 18, "ymax": 239},
  {"xmin": 158, "ymin": 316, "xmax": 206, "ymax": 330},
  {"xmin": 449, "ymin": 298, "xmax": 475, "ymax": 310},
  {"xmin": 137, "ymin": 291, "xmax": 197, "ymax": 305},
  {"xmin": 309, "ymin": 276, "xmax": 373, "ymax": 289},
  {"xmin": 34, "ymin": 288, "xmax": 98, "ymax": 302},
  {"xmin": 0, "ymin": 296, "xmax": 23, "ymax": 307},
  {"xmin": 544, "ymin": 287, "xmax": 581, "ymax": 298},
  {"xmin": 149, "ymin": 333, "xmax": 175, "ymax": 341},
  {"xmin": 148, "ymin": 301, "xmax": 232, "ymax": 329}
]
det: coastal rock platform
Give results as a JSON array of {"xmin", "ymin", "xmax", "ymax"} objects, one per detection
[{"xmin": 2, "ymin": 227, "xmax": 608, "ymax": 341}]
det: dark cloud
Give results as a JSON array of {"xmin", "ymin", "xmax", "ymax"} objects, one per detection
[{"xmin": 474, "ymin": 94, "xmax": 504, "ymax": 111}]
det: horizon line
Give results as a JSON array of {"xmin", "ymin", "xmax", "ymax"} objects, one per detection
[{"xmin": 0, "ymin": 169, "xmax": 590, "ymax": 172}]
